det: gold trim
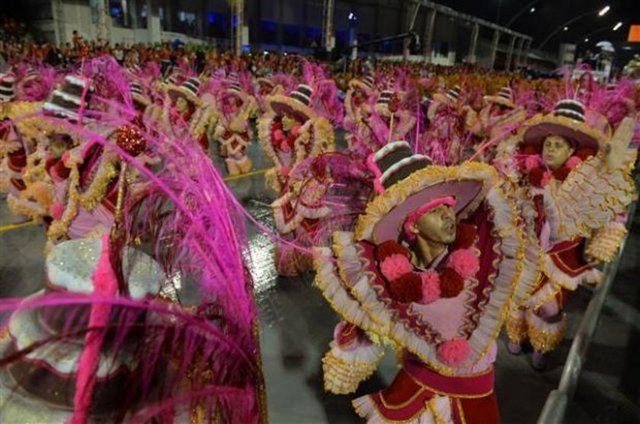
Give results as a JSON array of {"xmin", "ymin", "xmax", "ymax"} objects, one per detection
[{"xmin": 405, "ymin": 368, "xmax": 494, "ymax": 399}]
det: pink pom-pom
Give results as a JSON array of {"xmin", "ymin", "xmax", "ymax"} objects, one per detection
[
  {"xmin": 420, "ymin": 270, "xmax": 441, "ymax": 304},
  {"xmin": 446, "ymin": 249, "xmax": 480, "ymax": 280},
  {"xmin": 291, "ymin": 125, "xmax": 301, "ymax": 137},
  {"xmin": 61, "ymin": 151, "xmax": 71, "ymax": 164},
  {"xmin": 380, "ymin": 254, "xmax": 413, "ymax": 281},
  {"xmin": 565, "ymin": 156, "xmax": 582, "ymax": 170},
  {"xmin": 273, "ymin": 129, "xmax": 284, "ymax": 142},
  {"xmin": 539, "ymin": 171, "xmax": 551, "ymax": 187},
  {"xmin": 524, "ymin": 155, "xmax": 541, "ymax": 172},
  {"xmin": 280, "ymin": 166, "xmax": 291, "ymax": 177},
  {"xmin": 437, "ymin": 338, "xmax": 471, "ymax": 366},
  {"xmin": 50, "ymin": 202, "xmax": 64, "ymax": 220}
]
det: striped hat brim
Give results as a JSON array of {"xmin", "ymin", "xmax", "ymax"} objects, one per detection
[
  {"xmin": 167, "ymin": 84, "xmax": 201, "ymax": 106},
  {"xmin": 267, "ymin": 93, "xmax": 316, "ymax": 121},
  {"xmin": 483, "ymin": 95, "xmax": 515, "ymax": 109}
]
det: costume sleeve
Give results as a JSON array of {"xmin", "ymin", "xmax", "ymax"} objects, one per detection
[
  {"xmin": 543, "ymin": 153, "xmax": 636, "ymax": 240},
  {"xmin": 322, "ymin": 321, "xmax": 384, "ymax": 395}
]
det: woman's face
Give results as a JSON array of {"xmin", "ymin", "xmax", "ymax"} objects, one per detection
[
  {"xmin": 542, "ymin": 135, "xmax": 574, "ymax": 170},
  {"xmin": 282, "ymin": 114, "xmax": 296, "ymax": 131},
  {"xmin": 415, "ymin": 204, "xmax": 457, "ymax": 245},
  {"xmin": 176, "ymin": 97, "xmax": 188, "ymax": 113}
]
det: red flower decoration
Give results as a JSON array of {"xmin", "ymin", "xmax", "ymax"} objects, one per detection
[
  {"xmin": 451, "ymin": 223, "xmax": 477, "ymax": 250},
  {"xmin": 375, "ymin": 240, "xmax": 410, "ymax": 262},
  {"xmin": 439, "ymin": 268, "xmax": 465, "ymax": 298},
  {"xmin": 388, "ymin": 273, "xmax": 422, "ymax": 303}
]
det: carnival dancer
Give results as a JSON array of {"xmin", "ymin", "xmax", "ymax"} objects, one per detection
[
  {"xmin": 258, "ymin": 83, "xmax": 335, "ymax": 193},
  {"xmin": 469, "ymin": 86, "xmax": 526, "ymax": 162},
  {"xmin": 343, "ymin": 75, "xmax": 382, "ymax": 155},
  {"xmin": 505, "ymin": 100, "xmax": 636, "ymax": 370},
  {"xmin": 259, "ymin": 83, "xmax": 335, "ymax": 275},
  {"xmin": 421, "ymin": 85, "xmax": 475, "ymax": 165},
  {"xmin": 213, "ymin": 77, "xmax": 257, "ymax": 176},
  {"xmin": 314, "ymin": 141, "xmax": 536, "ymax": 423},
  {"xmin": 0, "ymin": 114, "xmax": 264, "ymax": 422}
]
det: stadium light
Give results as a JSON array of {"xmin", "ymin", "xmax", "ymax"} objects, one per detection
[
  {"xmin": 598, "ymin": 6, "xmax": 610, "ymax": 17},
  {"xmin": 584, "ymin": 38, "xmax": 589, "ymax": 42},
  {"xmin": 563, "ymin": 26, "xmax": 569, "ymax": 31},
  {"xmin": 530, "ymin": 7, "xmax": 535, "ymax": 13},
  {"xmin": 613, "ymin": 22, "xmax": 622, "ymax": 31}
]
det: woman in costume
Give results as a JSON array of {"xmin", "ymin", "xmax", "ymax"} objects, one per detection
[
  {"xmin": 504, "ymin": 99, "xmax": 636, "ymax": 369},
  {"xmin": 258, "ymin": 83, "xmax": 335, "ymax": 276},
  {"xmin": 258, "ymin": 83, "xmax": 335, "ymax": 193},
  {"xmin": 343, "ymin": 75, "xmax": 384, "ymax": 157},
  {"xmin": 421, "ymin": 85, "xmax": 476, "ymax": 165},
  {"xmin": 213, "ymin": 77, "xmax": 257, "ymax": 176},
  {"xmin": 468, "ymin": 86, "xmax": 526, "ymax": 163},
  {"xmin": 314, "ymin": 141, "xmax": 536, "ymax": 423}
]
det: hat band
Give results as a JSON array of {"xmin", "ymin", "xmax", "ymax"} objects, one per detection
[{"xmin": 403, "ymin": 197, "xmax": 457, "ymax": 241}]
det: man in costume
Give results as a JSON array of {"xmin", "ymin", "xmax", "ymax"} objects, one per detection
[
  {"xmin": 314, "ymin": 141, "xmax": 535, "ymax": 423},
  {"xmin": 505, "ymin": 99, "xmax": 636, "ymax": 369}
]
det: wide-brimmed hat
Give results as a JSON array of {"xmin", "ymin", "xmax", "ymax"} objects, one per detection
[
  {"xmin": 267, "ymin": 83, "xmax": 316, "ymax": 121},
  {"xmin": 349, "ymin": 75, "xmax": 376, "ymax": 95},
  {"xmin": 42, "ymin": 74, "xmax": 94, "ymax": 123},
  {"xmin": 167, "ymin": 77, "xmax": 202, "ymax": 106},
  {"xmin": 432, "ymin": 85, "xmax": 461, "ymax": 106},
  {"xmin": 522, "ymin": 99, "xmax": 606, "ymax": 152},
  {"xmin": 131, "ymin": 82, "xmax": 150, "ymax": 107},
  {"xmin": 257, "ymin": 77, "xmax": 275, "ymax": 90},
  {"xmin": 483, "ymin": 86, "xmax": 515, "ymax": 109},
  {"xmin": 357, "ymin": 141, "xmax": 496, "ymax": 243},
  {"xmin": 0, "ymin": 72, "xmax": 16, "ymax": 102}
]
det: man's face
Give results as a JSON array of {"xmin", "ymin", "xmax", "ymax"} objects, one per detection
[
  {"xmin": 415, "ymin": 204, "xmax": 457, "ymax": 245},
  {"xmin": 542, "ymin": 135, "xmax": 574, "ymax": 170}
]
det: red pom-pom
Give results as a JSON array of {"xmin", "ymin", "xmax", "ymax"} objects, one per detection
[
  {"xmin": 446, "ymin": 248, "xmax": 480, "ymax": 280},
  {"xmin": 551, "ymin": 166, "xmax": 571, "ymax": 182},
  {"xmin": 451, "ymin": 223, "xmax": 477, "ymax": 250},
  {"xmin": 380, "ymin": 254, "xmax": 413, "ymax": 281},
  {"xmin": 439, "ymin": 268, "xmax": 465, "ymax": 298},
  {"xmin": 388, "ymin": 273, "xmax": 422, "ymax": 303},
  {"xmin": 375, "ymin": 240, "xmax": 411, "ymax": 262}
]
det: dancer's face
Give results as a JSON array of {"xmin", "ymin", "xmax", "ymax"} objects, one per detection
[
  {"xmin": 282, "ymin": 114, "xmax": 296, "ymax": 131},
  {"xmin": 176, "ymin": 97, "xmax": 188, "ymax": 113},
  {"xmin": 542, "ymin": 135, "xmax": 574, "ymax": 170},
  {"xmin": 415, "ymin": 205, "xmax": 457, "ymax": 245}
]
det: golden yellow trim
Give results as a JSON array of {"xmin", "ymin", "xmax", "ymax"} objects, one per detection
[
  {"xmin": 0, "ymin": 219, "xmax": 38, "ymax": 233},
  {"xmin": 378, "ymin": 384, "xmax": 426, "ymax": 410},
  {"xmin": 456, "ymin": 398, "xmax": 467, "ymax": 424},
  {"xmin": 405, "ymin": 368, "xmax": 494, "ymax": 399}
]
